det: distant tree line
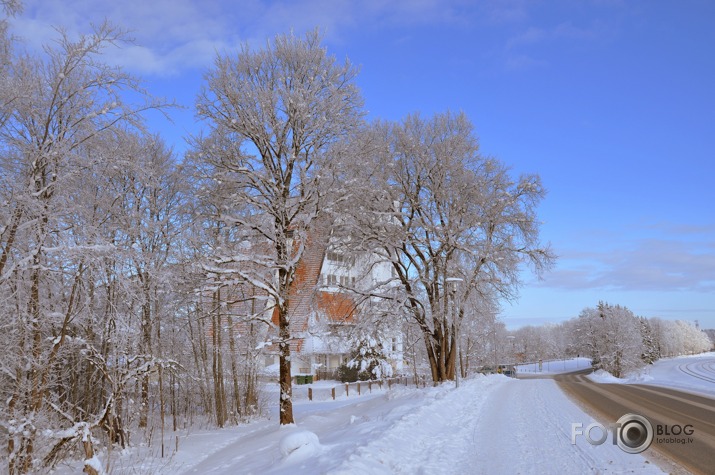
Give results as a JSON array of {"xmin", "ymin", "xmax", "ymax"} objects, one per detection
[{"xmin": 507, "ymin": 302, "xmax": 712, "ymax": 377}]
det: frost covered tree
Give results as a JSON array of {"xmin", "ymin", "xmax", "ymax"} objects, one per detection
[
  {"xmin": 561, "ymin": 309, "xmax": 710, "ymax": 371},
  {"xmin": 0, "ymin": 0, "xmax": 20, "ymax": 16},
  {"xmin": 572, "ymin": 303, "xmax": 645, "ymax": 377},
  {"xmin": 337, "ymin": 332, "xmax": 393, "ymax": 382},
  {"xmin": 192, "ymin": 29, "xmax": 363, "ymax": 424},
  {"xmin": 639, "ymin": 317, "xmax": 660, "ymax": 364},
  {"xmin": 337, "ymin": 111, "xmax": 553, "ymax": 383},
  {"xmin": 0, "ymin": 22, "xmax": 171, "ymax": 473},
  {"xmin": 0, "ymin": 5, "xmax": 17, "ymax": 129},
  {"xmin": 651, "ymin": 318, "xmax": 712, "ymax": 356},
  {"xmin": 445, "ymin": 288, "xmax": 501, "ymax": 376},
  {"xmin": 511, "ymin": 323, "xmax": 568, "ymax": 363}
]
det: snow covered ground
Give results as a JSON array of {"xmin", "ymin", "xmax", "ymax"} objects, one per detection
[
  {"xmin": 589, "ymin": 351, "xmax": 715, "ymax": 398},
  {"xmin": 516, "ymin": 357, "xmax": 592, "ymax": 374},
  {"xmin": 53, "ymin": 354, "xmax": 715, "ymax": 474},
  {"xmin": 70, "ymin": 373, "xmax": 666, "ymax": 474}
]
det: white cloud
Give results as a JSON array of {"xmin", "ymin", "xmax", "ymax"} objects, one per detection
[
  {"xmin": 10, "ymin": 0, "xmax": 472, "ymax": 76},
  {"xmin": 540, "ymin": 225, "xmax": 715, "ymax": 293}
]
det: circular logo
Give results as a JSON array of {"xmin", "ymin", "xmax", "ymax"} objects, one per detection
[{"xmin": 616, "ymin": 413, "xmax": 653, "ymax": 454}]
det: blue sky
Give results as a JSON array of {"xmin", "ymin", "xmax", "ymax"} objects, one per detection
[{"xmin": 9, "ymin": 0, "xmax": 715, "ymax": 329}]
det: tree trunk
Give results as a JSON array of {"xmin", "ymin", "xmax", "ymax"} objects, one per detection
[
  {"xmin": 226, "ymin": 314, "xmax": 241, "ymax": 422},
  {"xmin": 212, "ymin": 291, "xmax": 226, "ymax": 427},
  {"xmin": 139, "ymin": 277, "xmax": 152, "ymax": 428},
  {"xmin": 82, "ymin": 437, "xmax": 98, "ymax": 475},
  {"xmin": 278, "ymin": 301, "xmax": 294, "ymax": 424}
]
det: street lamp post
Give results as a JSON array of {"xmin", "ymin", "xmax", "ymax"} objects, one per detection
[
  {"xmin": 492, "ymin": 329, "xmax": 498, "ymax": 371},
  {"xmin": 506, "ymin": 335, "xmax": 516, "ymax": 365},
  {"xmin": 446, "ymin": 277, "xmax": 463, "ymax": 388},
  {"xmin": 506, "ymin": 335, "xmax": 515, "ymax": 376}
]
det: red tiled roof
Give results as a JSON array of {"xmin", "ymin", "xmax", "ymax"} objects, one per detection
[
  {"xmin": 269, "ymin": 224, "xmax": 328, "ymax": 353},
  {"xmin": 316, "ymin": 291, "xmax": 358, "ymax": 323}
]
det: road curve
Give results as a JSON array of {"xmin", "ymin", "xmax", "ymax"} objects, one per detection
[{"xmin": 554, "ymin": 372, "xmax": 715, "ymax": 475}]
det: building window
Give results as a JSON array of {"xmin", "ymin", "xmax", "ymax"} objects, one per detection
[{"xmin": 327, "ymin": 250, "xmax": 355, "ymax": 266}]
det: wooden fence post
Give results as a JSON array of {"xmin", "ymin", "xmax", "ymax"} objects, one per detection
[
  {"xmin": 331, "ymin": 387, "xmax": 336, "ymax": 400},
  {"xmin": 345, "ymin": 383, "xmax": 349, "ymax": 397},
  {"xmin": 357, "ymin": 382, "xmax": 361, "ymax": 395},
  {"xmin": 368, "ymin": 381, "xmax": 372, "ymax": 393},
  {"xmin": 308, "ymin": 387, "xmax": 312, "ymax": 401}
]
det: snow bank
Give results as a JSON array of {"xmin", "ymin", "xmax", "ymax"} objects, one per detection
[
  {"xmin": 624, "ymin": 371, "xmax": 655, "ymax": 383},
  {"xmin": 279, "ymin": 429, "xmax": 322, "ymax": 459},
  {"xmin": 586, "ymin": 353, "xmax": 715, "ymax": 393},
  {"xmin": 587, "ymin": 369, "xmax": 624, "ymax": 383},
  {"xmin": 588, "ymin": 368, "xmax": 655, "ymax": 384},
  {"xmin": 608, "ymin": 352, "xmax": 715, "ymax": 397}
]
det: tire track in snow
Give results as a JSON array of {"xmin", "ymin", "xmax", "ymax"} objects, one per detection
[{"xmin": 678, "ymin": 361, "xmax": 715, "ymax": 385}]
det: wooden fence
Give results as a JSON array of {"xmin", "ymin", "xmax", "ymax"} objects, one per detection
[{"xmin": 295, "ymin": 375, "xmax": 429, "ymax": 402}]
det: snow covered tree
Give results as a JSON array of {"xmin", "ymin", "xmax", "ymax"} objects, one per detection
[
  {"xmin": 337, "ymin": 111, "xmax": 553, "ymax": 383},
  {"xmin": 511, "ymin": 323, "xmax": 567, "ymax": 363},
  {"xmin": 572, "ymin": 303, "xmax": 645, "ymax": 377},
  {"xmin": 639, "ymin": 317, "xmax": 660, "ymax": 364},
  {"xmin": 0, "ymin": 21, "xmax": 171, "ymax": 473},
  {"xmin": 192, "ymin": 29, "xmax": 363, "ymax": 424},
  {"xmin": 337, "ymin": 333, "xmax": 393, "ymax": 382},
  {"xmin": 647, "ymin": 318, "xmax": 710, "ymax": 357},
  {"xmin": 0, "ymin": 0, "xmax": 21, "ymax": 16}
]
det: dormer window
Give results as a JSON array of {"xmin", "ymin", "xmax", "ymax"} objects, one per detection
[{"xmin": 327, "ymin": 250, "xmax": 355, "ymax": 266}]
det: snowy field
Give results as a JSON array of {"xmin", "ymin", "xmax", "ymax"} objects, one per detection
[
  {"xmin": 60, "ymin": 373, "xmax": 668, "ymax": 474},
  {"xmin": 589, "ymin": 351, "xmax": 715, "ymax": 398}
]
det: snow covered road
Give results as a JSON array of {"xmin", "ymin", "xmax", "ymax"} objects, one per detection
[
  {"xmin": 332, "ymin": 377, "xmax": 662, "ymax": 474},
  {"xmin": 169, "ymin": 375, "xmax": 665, "ymax": 474},
  {"xmin": 329, "ymin": 376, "xmax": 502, "ymax": 474},
  {"xmin": 469, "ymin": 378, "xmax": 662, "ymax": 474}
]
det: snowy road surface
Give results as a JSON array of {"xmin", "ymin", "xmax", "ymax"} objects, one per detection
[
  {"xmin": 567, "ymin": 353, "xmax": 715, "ymax": 474},
  {"xmin": 172, "ymin": 376, "xmax": 664, "ymax": 474},
  {"xmin": 468, "ymin": 379, "xmax": 662, "ymax": 474}
]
